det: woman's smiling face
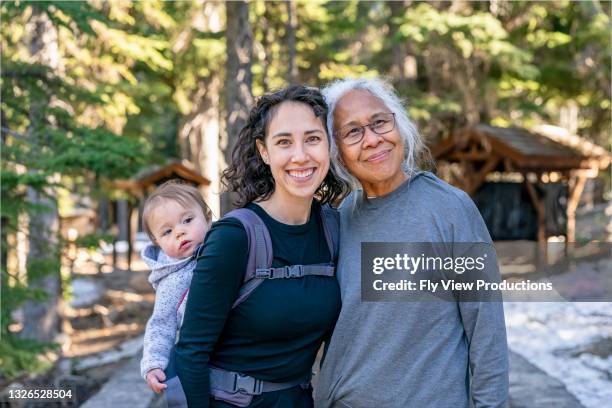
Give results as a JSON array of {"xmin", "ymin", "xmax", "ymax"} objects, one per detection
[
  {"xmin": 332, "ymin": 89, "xmax": 406, "ymax": 197},
  {"xmin": 256, "ymin": 101, "xmax": 330, "ymax": 203}
]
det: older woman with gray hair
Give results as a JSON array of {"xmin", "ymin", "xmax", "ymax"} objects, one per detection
[{"xmin": 313, "ymin": 78, "xmax": 509, "ymax": 408}]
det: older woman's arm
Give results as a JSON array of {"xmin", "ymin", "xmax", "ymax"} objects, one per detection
[
  {"xmin": 458, "ymin": 301, "xmax": 509, "ymax": 407},
  {"xmin": 175, "ymin": 219, "xmax": 248, "ymax": 408},
  {"xmin": 454, "ymin": 190, "xmax": 509, "ymax": 407}
]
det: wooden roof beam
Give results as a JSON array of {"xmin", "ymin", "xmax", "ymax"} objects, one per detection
[{"xmin": 465, "ymin": 155, "xmax": 501, "ymax": 196}]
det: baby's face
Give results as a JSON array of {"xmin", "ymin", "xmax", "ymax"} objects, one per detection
[{"xmin": 148, "ymin": 200, "xmax": 209, "ymax": 259}]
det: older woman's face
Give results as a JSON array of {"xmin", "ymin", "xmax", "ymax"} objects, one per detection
[{"xmin": 333, "ymin": 89, "xmax": 406, "ymax": 197}]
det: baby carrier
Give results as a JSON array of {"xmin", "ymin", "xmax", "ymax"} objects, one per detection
[{"xmin": 163, "ymin": 204, "xmax": 339, "ymax": 407}]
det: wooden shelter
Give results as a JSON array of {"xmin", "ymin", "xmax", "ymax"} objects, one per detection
[
  {"xmin": 113, "ymin": 160, "xmax": 211, "ymax": 269},
  {"xmin": 116, "ymin": 160, "xmax": 211, "ymax": 198},
  {"xmin": 431, "ymin": 124, "xmax": 610, "ymax": 244}
]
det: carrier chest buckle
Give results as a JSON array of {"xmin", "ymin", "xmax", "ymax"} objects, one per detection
[
  {"xmin": 286, "ymin": 265, "xmax": 303, "ymax": 278},
  {"xmin": 233, "ymin": 373, "xmax": 263, "ymax": 395}
]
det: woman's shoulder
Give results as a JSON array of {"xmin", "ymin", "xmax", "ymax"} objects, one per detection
[
  {"xmin": 210, "ymin": 216, "xmax": 248, "ymax": 234},
  {"xmin": 319, "ymin": 201, "xmax": 339, "ymax": 215},
  {"xmin": 411, "ymin": 171, "xmax": 489, "ymax": 238},
  {"xmin": 410, "ymin": 171, "xmax": 475, "ymax": 211},
  {"xmin": 202, "ymin": 216, "xmax": 249, "ymax": 253},
  {"xmin": 335, "ymin": 172, "xmax": 475, "ymax": 213},
  {"xmin": 337, "ymin": 190, "xmax": 359, "ymax": 211}
]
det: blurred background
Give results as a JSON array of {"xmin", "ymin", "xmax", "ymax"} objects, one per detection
[{"xmin": 1, "ymin": 1, "xmax": 610, "ymax": 407}]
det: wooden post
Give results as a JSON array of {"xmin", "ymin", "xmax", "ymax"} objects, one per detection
[
  {"xmin": 127, "ymin": 201, "xmax": 133, "ymax": 271},
  {"xmin": 566, "ymin": 171, "xmax": 588, "ymax": 244},
  {"xmin": 112, "ymin": 237, "xmax": 117, "ymax": 271},
  {"xmin": 223, "ymin": 1, "xmax": 253, "ymax": 215},
  {"xmin": 449, "ymin": 164, "xmax": 467, "ymax": 191},
  {"xmin": 524, "ymin": 174, "xmax": 547, "ymax": 265},
  {"xmin": 460, "ymin": 159, "xmax": 475, "ymax": 194}
]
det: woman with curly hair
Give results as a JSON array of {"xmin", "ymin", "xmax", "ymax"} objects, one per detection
[{"xmin": 175, "ymin": 85, "xmax": 349, "ymax": 408}]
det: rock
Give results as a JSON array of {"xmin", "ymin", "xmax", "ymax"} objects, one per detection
[
  {"xmin": 569, "ymin": 337, "xmax": 612, "ymax": 359},
  {"xmin": 70, "ymin": 278, "xmax": 103, "ymax": 308},
  {"xmin": 509, "ymin": 352, "xmax": 583, "ymax": 407},
  {"xmin": 75, "ymin": 335, "xmax": 144, "ymax": 372},
  {"xmin": 0, "ymin": 383, "xmax": 27, "ymax": 408},
  {"xmin": 57, "ymin": 359, "xmax": 72, "ymax": 375},
  {"xmin": 129, "ymin": 273, "xmax": 152, "ymax": 293},
  {"xmin": 80, "ymin": 355, "xmax": 154, "ymax": 408}
]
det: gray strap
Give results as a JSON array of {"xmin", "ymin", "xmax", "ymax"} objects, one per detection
[
  {"xmin": 255, "ymin": 264, "xmax": 335, "ymax": 279},
  {"xmin": 224, "ymin": 209, "xmax": 273, "ymax": 309},
  {"xmin": 254, "ymin": 224, "xmax": 267, "ymax": 270},
  {"xmin": 231, "ymin": 279, "xmax": 262, "ymax": 309},
  {"xmin": 320, "ymin": 204, "xmax": 339, "ymax": 262},
  {"xmin": 209, "ymin": 366, "xmax": 308, "ymax": 395},
  {"xmin": 224, "ymin": 207, "xmax": 337, "ymax": 309}
]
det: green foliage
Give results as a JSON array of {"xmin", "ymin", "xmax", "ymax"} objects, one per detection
[
  {"xmin": 0, "ymin": 0, "xmax": 155, "ymax": 379},
  {"xmin": 45, "ymin": 128, "xmax": 145, "ymax": 177},
  {"xmin": 0, "ymin": 268, "xmax": 58, "ymax": 379},
  {"xmin": 1, "ymin": 0, "xmax": 609, "ymax": 380},
  {"xmin": 0, "ymin": 328, "xmax": 58, "ymax": 379},
  {"xmin": 33, "ymin": 0, "xmax": 109, "ymax": 35},
  {"xmin": 0, "ymin": 171, "xmax": 55, "ymax": 229},
  {"xmin": 74, "ymin": 232, "xmax": 115, "ymax": 250}
]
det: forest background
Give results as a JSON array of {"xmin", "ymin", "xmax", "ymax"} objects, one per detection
[{"xmin": 1, "ymin": 0, "xmax": 610, "ymax": 381}]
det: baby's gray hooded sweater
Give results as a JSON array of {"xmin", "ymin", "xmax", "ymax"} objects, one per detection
[{"xmin": 140, "ymin": 244, "xmax": 196, "ymax": 379}]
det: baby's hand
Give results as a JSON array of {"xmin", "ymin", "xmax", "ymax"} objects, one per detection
[{"xmin": 146, "ymin": 368, "xmax": 167, "ymax": 394}]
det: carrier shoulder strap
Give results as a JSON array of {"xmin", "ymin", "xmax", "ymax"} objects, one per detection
[
  {"xmin": 320, "ymin": 204, "xmax": 340, "ymax": 263},
  {"xmin": 224, "ymin": 208, "xmax": 273, "ymax": 309},
  {"xmin": 225, "ymin": 205, "xmax": 339, "ymax": 309}
]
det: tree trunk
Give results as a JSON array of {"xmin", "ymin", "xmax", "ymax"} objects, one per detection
[
  {"xmin": 22, "ymin": 186, "xmax": 61, "ymax": 342},
  {"xmin": 261, "ymin": 3, "xmax": 271, "ymax": 92},
  {"xmin": 222, "ymin": 1, "xmax": 253, "ymax": 214},
  {"xmin": 1, "ymin": 109, "xmax": 8, "ymax": 274},
  {"xmin": 20, "ymin": 9, "xmax": 62, "ymax": 343},
  {"xmin": 117, "ymin": 199, "xmax": 129, "ymax": 242},
  {"xmin": 1, "ymin": 216, "xmax": 8, "ymax": 275},
  {"xmin": 97, "ymin": 197, "xmax": 110, "ymax": 232},
  {"xmin": 178, "ymin": 75, "xmax": 222, "ymax": 218},
  {"xmin": 177, "ymin": 2, "xmax": 223, "ymax": 218},
  {"xmin": 285, "ymin": 0, "xmax": 298, "ymax": 83},
  {"xmin": 388, "ymin": 0, "xmax": 417, "ymax": 88}
]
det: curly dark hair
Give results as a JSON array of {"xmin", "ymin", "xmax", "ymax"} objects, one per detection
[{"xmin": 222, "ymin": 85, "xmax": 350, "ymax": 207}]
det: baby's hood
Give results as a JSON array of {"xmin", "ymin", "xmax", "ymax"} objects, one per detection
[{"xmin": 141, "ymin": 243, "xmax": 194, "ymax": 289}]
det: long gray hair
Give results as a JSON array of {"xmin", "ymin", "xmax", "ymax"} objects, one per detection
[{"xmin": 322, "ymin": 77, "xmax": 428, "ymax": 190}]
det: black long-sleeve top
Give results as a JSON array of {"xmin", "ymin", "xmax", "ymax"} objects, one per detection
[{"xmin": 175, "ymin": 201, "xmax": 341, "ymax": 407}]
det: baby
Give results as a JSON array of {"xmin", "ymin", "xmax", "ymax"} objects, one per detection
[{"xmin": 139, "ymin": 180, "xmax": 212, "ymax": 394}]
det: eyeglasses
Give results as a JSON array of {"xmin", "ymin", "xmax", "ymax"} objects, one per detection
[{"xmin": 334, "ymin": 113, "xmax": 396, "ymax": 146}]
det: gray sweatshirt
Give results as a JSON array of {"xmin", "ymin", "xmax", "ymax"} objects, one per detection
[
  {"xmin": 314, "ymin": 171, "xmax": 509, "ymax": 408},
  {"xmin": 140, "ymin": 244, "xmax": 196, "ymax": 379}
]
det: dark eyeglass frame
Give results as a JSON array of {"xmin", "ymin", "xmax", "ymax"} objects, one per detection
[{"xmin": 334, "ymin": 112, "xmax": 396, "ymax": 146}]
